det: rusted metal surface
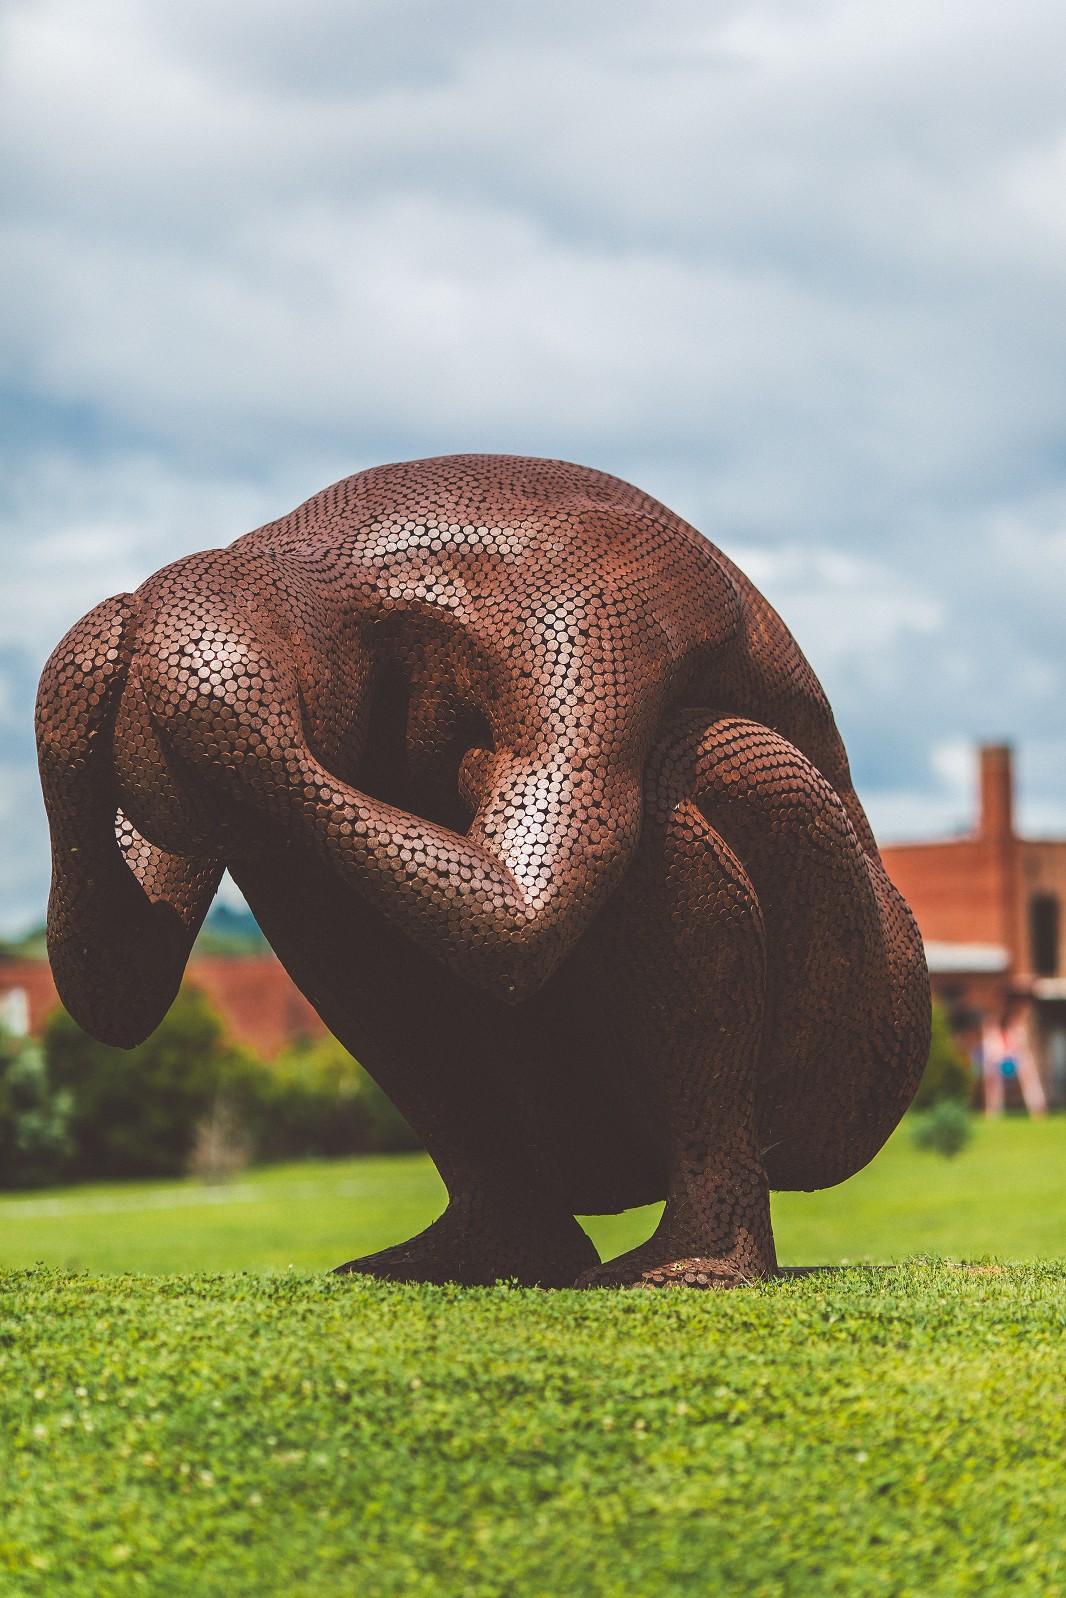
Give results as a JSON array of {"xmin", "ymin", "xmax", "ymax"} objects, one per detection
[{"xmin": 36, "ymin": 454, "xmax": 930, "ymax": 1287}]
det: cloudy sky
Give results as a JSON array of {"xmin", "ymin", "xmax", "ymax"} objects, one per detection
[{"xmin": 3, "ymin": 0, "xmax": 1066, "ymax": 931}]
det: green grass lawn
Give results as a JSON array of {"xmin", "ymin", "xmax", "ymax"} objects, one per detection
[
  {"xmin": 1, "ymin": 1264, "xmax": 1063, "ymax": 1596},
  {"xmin": 1, "ymin": 1114, "xmax": 1062, "ymax": 1275},
  {"xmin": 1, "ymin": 1118, "xmax": 1063, "ymax": 1596}
]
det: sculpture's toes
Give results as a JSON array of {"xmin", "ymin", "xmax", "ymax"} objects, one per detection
[
  {"xmin": 574, "ymin": 1248, "xmax": 771, "ymax": 1291},
  {"xmin": 333, "ymin": 1204, "xmax": 599, "ymax": 1289},
  {"xmin": 333, "ymin": 1235, "xmax": 462, "ymax": 1286}
]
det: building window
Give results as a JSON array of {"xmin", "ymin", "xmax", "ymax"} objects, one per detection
[{"xmin": 1029, "ymin": 893, "xmax": 1060, "ymax": 977}]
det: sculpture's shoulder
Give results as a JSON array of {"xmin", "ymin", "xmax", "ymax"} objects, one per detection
[
  {"xmin": 239, "ymin": 454, "xmax": 680, "ymax": 551},
  {"xmin": 231, "ymin": 454, "xmax": 732, "ymax": 618},
  {"xmin": 239, "ymin": 454, "xmax": 667, "ymax": 542}
]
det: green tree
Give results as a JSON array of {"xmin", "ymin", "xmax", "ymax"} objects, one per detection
[
  {"xmin": 0, "ymin": 1025, "xmax": 73, "ymax": 1188},
  {"xmin": 912, "ymin": 1002, "xmax": 973, "ymax": 1111},
  {"xmin": 261, "ymin": 1034, "xmax": 420, "ymax": 1160},
  {"xmin": 44, "ymin": 986, "xmax": 267, "ymax": 1179}
]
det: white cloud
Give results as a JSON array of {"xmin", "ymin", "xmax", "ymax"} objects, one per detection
[
  {"xmin": 0, "ymin": 764, "xmax": 50, "ymax": 934},
  {"xmin": 2, "ymin": 0, "xmax": 1066, "ymax": 926},
  {"xmin": 0, "ymin": 452, "xmax": 310, "ymax": 663}
]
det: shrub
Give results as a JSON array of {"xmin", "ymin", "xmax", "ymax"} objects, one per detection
[
  {"xmin": 0, "ymin": 1025, "xmax": 73, "ymax": 1187},
  {"xmin": 912, "ymin": 1002, "xmax": 973, "ymax": 1111},
  {"xmin": 258, "ymin": 1034, "xmax": 421, "ymax": 1161},
  {"xmin": 910, "ymin": 1098, "xmax": 974, "ymax": 1158},
  {"xmin": 37, "ymin": 987, "xmax": 420, "ymax": 1185},
  {"xmin": 43, "ymin": 987, "xmax": 268, "ymax": 1180}
]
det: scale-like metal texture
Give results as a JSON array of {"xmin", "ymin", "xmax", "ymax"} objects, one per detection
[{"xmin": 36, "ymin": 454, "xmax": 931, "ymax": 1287}]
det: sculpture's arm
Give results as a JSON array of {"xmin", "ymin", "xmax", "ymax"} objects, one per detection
[
  {"xmin": 36, "ymin": 596, "xmax": 222, "ymax": 1047},
  {"xmin": 139, "ymin": 600, "xmax": 644, "ymax": 1004}
]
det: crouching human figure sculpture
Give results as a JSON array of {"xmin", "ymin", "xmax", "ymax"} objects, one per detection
[{"xmin": 36, "ymin": 455, "xmax": 930, "ymax": 1288}]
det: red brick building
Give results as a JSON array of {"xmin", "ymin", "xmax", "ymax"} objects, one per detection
[{"xmin": 881, "ymin": 744, "xmax": 1066, "ymax": 1108}]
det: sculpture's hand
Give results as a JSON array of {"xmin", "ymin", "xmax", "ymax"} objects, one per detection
[
  {"xmin": 139, "ymin": 598, "xmax": 645, "ymax": 1002},
  {"xmin": 36, "ymin": 595, "xmax": 222, "ymax": 1046}
]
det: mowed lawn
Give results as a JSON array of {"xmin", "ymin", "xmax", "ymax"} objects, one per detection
[
  {"xmin": 1, "ymin": 1114, "xmax": 1063, "ymax": 1274},
  {"xmin": 0, "ymin": 1264, "xmax": 1062, "ymax": 1596},
  {"xmin": 1, "ymin": 1119, "xmax": 1063, "ymax": 1596}
]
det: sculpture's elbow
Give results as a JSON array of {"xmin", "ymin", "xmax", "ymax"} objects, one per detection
[
  {"xmin": 54, "ymin": 981, "xmax": 166, "ymax": 1051},
  {"xmin": 50, "ymin": 942, "xmax": 175, "ymax": 1051},
  {"xmin": 478, "ymin": 920, "xmax": 568, "ymax": 1007},
  {"xmin": 494, "ymin": 966, "xmax": 550, "ymax": 1007},
  {"xmin": 84, "ymin": 1011, "xmax": 159, "ymax": 1051}
]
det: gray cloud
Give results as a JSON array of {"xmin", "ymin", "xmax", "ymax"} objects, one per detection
[{"xmin": 2, "ymin": 0, "xmax": 1065, "ymax": 930}]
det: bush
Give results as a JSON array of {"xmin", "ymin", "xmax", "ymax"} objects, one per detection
[
  {"xmin": 912, "ymin": 1002, "xmax": 973, "ymax": 1111},
  {"xmin": 0, "ymin": 1025, "xmax": 73, "ymax": 1187},
  {"xmin": 910, "ymin": 1098, "xmax": 974, "ymax": 1158},
  {"xmin": 34, "ymin": 987, "xmax": 420, "ymax": 1186},
  {"xmin": 258, "ymin": 1034, "xmax": 421, "ymax": 1161},
  {"xmin": 43, "ymin": 987, "xmax": 268, "ymax": 1180}
]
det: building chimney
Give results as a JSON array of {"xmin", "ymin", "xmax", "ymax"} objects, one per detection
[{"xmin": 978, "ymin": 743, "xmax": 1014, "ymax": 843}]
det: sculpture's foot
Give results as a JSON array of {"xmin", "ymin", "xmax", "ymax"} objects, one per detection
[
  {"xmin": 333, "ymin": 1198, "xmax": 599, "ymax": 1288},
  {"xmin": 574, "ymin": 1225, "xmax": 775, "ymax": 1291}
]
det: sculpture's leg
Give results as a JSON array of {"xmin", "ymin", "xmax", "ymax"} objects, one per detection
[
  {"xmin": 232, "ymin": 853, "xmax": 599, "ymax": 1288},
  {"xmin": 576, "ymin": 725, "xmax": 774, "ymax": 1289},
  {"xmin": 331, "ymin": 1190, "xmax": 597, "ymax": 1289},
  {"xmin": 675, "ymin": 715, "xmax": 929, "ymax": 1194},
  {"xmin": 328, "ymin": 1006, "xmax": 599, "ymax": 1287},
  {"xmin": 578, "ymin": 711, "xmax": 928, "ymax": 1289}
]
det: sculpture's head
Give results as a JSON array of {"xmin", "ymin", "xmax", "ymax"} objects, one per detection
[{"xmin": 35, "ymin": 524, "xmax": 669, "ymax": 1040}]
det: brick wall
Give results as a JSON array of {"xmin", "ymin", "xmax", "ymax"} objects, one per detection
[
  {"xmin": 879, "ymin": 744, "xmax": 1066, "ymax": 1106},
  {"xmin": 879, "ymin": 838, "xmax": 1009, "ymax": 950},
  {"xmin": 879, "ymin": 747, "xmax": 1066, "ymax": 984}
]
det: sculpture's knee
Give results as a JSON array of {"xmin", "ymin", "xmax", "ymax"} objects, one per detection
[
  {"xmin": 636, "ymin": 723, "xmax": 765, "ymax": 966},
  {"xmin": 640, "ymin": 711, "xmax": 720, "ymax": 831},
  {"xmin": 650, "ymin": 712, "xmax": 854, "ymax": 864}
]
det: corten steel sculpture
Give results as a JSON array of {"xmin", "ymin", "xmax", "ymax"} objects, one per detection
[{"xmin": 36, "ymin": 455, "xmax": 930, "ymax": 1288}]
